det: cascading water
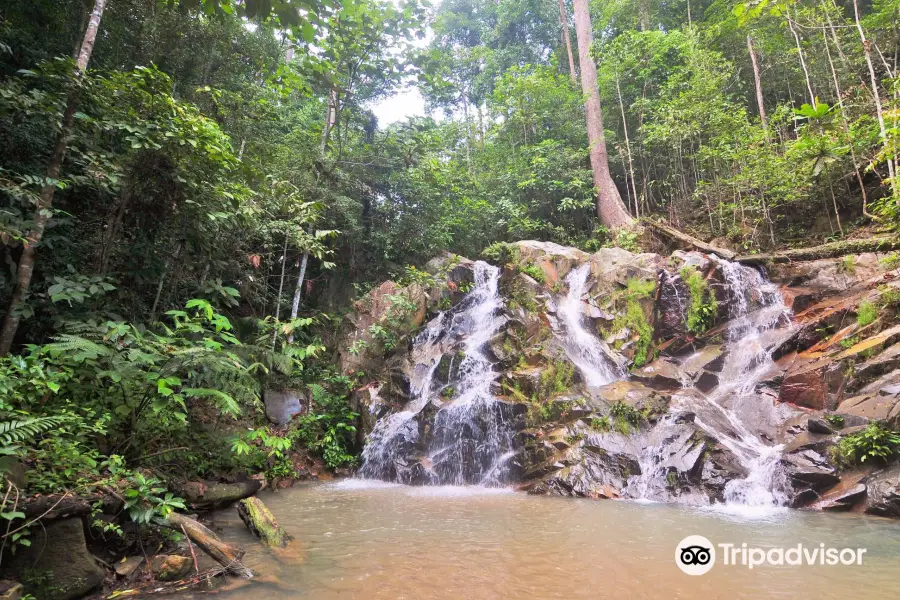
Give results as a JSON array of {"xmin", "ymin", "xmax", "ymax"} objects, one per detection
[
  {"xmin": 694, "ymin": 260, "xmax": 793, "ymax": 507},
  {"xmin": 627, "ymin": 260, "xmax": 793, "ymax": 507},
  {"xmin": 555, "ymin": 264, "xmax": 623, "ymax": 387},
  {"xmin": 358, "ymin": 262, "xmax": 516, "ymax": 486}
]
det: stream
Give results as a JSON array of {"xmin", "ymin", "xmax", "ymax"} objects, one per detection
[{"xmin": 171, "ymin": 481, "xmax": 900, "ymax": 600}]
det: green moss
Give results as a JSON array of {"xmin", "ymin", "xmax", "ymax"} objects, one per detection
[
  {"xmin": 607, "ymin": 277, "xmax": 656, "ymax": 368},
  {"xmin": 879, "ymin": 253, "xmax": 900, "ymax": 270},
  {"xmin": 857, "ymin": 300, "xmax": 878, "ymax": 327},
  {"xmin": 520, "ymin": 262, "xmax": 546, "ymax": 283},
  {"xmin": 680, "ymin": 266, "xmax": 718, "ymax": 334},
  {"xmin": 825, "ymin": 414, "xmax": 845, "ymax": 428},
  {"xmin": 839, "ymin": 255, "xmax": 857, "ymax": 275},
  {"xmin": 539, "ymin": 360, "xmax": 575, "ymax": 398}
]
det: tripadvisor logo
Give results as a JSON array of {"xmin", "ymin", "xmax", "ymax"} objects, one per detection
[{"xmin": 676, "ymin": 536, "xmax": 867, "ymax": 575}]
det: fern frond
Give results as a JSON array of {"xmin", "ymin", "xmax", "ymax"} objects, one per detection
[
  {"xmin": 183, "ymin": 388, "xmax": 241, "ymax": 416},
  {"xmin": 0, "ymin": 416, "xmax": 69, "ymax": 447}
]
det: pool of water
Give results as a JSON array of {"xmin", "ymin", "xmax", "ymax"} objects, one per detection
[{"xmin": 170, "ymin": 480, "xmax": 900, "ymax": 600}]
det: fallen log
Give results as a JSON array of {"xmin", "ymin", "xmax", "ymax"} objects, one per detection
[
  {"xmin": 162, "ymin": 513, "xmax": 253, "ymax": 579},
  {"xmin": 20, "ymin": 493, "xmax": 122, "ymax": 521},
  {"xmin": 735, "ymin": 236, "xmax": 900, "ymax": 264},
  {"xmin": 173, "ymin": 480, "xmax": 262, "ymax": 509},
  {"xmin": 237, "ymin": 497, "xmax": 291, "ymax": 548},
  {"xmin": 645, "ymin": 220, "xmax": 736, "ymax": 260}
]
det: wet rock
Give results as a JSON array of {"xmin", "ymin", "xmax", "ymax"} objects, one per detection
[
  {"xmin": 540, "ymin": 446, "xmax": 639, "ymax": 499},
  {"xmin": 263, "ymin": 389, "xmax": 305, "ymax": 425},
  {"xmin": 150, "ymin": 555, "xmax": 192, "ymax": 581},
  {"xmin": 779, "ymin": 286, "xmax": 822, "ymax": 313},
  {"xmin": 0, "ymin": 518, "xmax": 105, "ymax": 600},
  {"xmin": 807, "ymin": 416, "xmax": 835, "ymax": 434},
  {"xmin": 593, "ymin": 380, "xmax": 670, "ymax": 418},
  {"xmin": 863, "ymin": 464, "xmax": 900, "ymax": 517},
  {"xmin": 115, "ymin": 556, "xmax": 144, "ymax": 578},
  {"xmin": 656, "ymin": 270, "xmax": 689, "ymax": 344},
  {"xmin": 677, "ymin": 345, "xmax": 726, "ymax": 378},
  {"xmin": 631, "ymin": 358, "xmax": 684, "ymax": 390},
  {"xmin": 819, "ymin": 483, "xmax": 867, "ymax": 512},
  {"xmin": 782, "ymin": 449, "xmax": 840, "ymax": 492}
]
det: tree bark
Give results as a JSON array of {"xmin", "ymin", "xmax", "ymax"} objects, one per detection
[
  {"xmin": 645, "ymin": 220, "xmax": 736, "ymax": 260},
  {"xmin": 786, "ymin": 8, "xmax": 816, "ymax": 106},
  {"xmin": 558, "ymin": 0, "xmax": 578, "ymax": 84},
  {"xmin": 572, "ymin": 0, "xmax": 633, "ymax": 229},
  {"xmin": 615, "ymin": 72, "xmax": 639, "ymax": 217},
  {"xmin": 853, "ymin": 0, "xmax": 897, "ymax": 194},
  {"xmin": 747, "ymin": 35, "xmax": 767, "ymax": 129},
  {"xmin": 164, "ymin": 512, "xmax": 253, "ymax": 578},
  {"xmin": 0, "ymin": 0, "xmax": 108, "ymax": 356}
]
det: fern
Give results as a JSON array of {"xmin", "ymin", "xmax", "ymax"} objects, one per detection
[{"xmin": 0, "ymin": 416, "xmax": 69, "ymax": 449}]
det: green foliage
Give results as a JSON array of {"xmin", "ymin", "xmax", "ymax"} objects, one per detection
[
  {"xmin": 589, "ymin": 416, "xmax": 611, "ymax": 432},
  {"xmin": 839, "ymin": 256, "xmax": 857, "ymax": 275},
  {"xmin": 519, "ymin": 263, "xmax": 546, "ymax": 283},
  {"xmin": 856, "ymin": 300, "xmax": 878, "ymax": 328},
  {"xmin": 123, "ymin": 472, "xmax": 186, "ymax": 524},
  {"xmin": 609, "ymin": 401, "xmax": 645, "ymax": 435},
  {"xmin": 608, "ymin": 278, "xmax": 656, "ymax": 368},
  {"xmin": 825, "ymin": 414, "xmax": 845, "ymax": 428},
  {"xmin": 680, "ymin": 266, "xmax": 718, "ymax": 334},
  {"xmin": 836, "ymin": 423, "xmax": 900, "ymax": 466},
  {"xmin": 538, "ymin": 360, "xmax": 576, "ymax": 399}
]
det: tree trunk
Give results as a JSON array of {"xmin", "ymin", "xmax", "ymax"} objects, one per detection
[
  {"xmin": 786, "ymin": 8, "xmax": 816, "ymax": 106},
  {"xmin": 747, "ymin": 35, "xmax": 768, "ymax": 129},
  {"xmin": 615, "ymin": 72, "xmax": 639, "ymax": 217},
  {"xmin": 272, "ymin": 235, "xmax": 289, "ymax": 347},
  {"xmin": 164, "ymin": 513, "xmax": 253, "ymax": 578},
  {"xmin": 0, "ymin": 0, "xmax": 108, "ymax": 356},
  {"xmin": 572, "ymin": 0, "xmax": 633, "ymax": 229},
  {"xmin": 558, "ymin": 0, "xmax": 578, "ymax": 84},
  {"xmin": 853, "ymin": 0, "xmax": 897, "ymax": 194},
  {"xmin": 287, "ymin": 249, "xmax": 309, "ymax": 344},
  {"xmin": 638, "ymin": 0, "xmax": 650, "ymax": 31}
]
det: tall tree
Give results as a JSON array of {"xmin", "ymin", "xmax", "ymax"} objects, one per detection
[
  {"xmin": 0, "ymin": 0, "xmax": 108, "ymax": 356},
  {"xmin": 558, "ymin": 0, "xmax": 578, "ymax": 83},
  {"xmin": 572, "ymin": 0, "xmax": 633, "ymax": 228},
  {"xmin": 747, "ymin": 35, "xmax": 767, "ymax": 129}
]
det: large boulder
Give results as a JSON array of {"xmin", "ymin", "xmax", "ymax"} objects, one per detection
[
  {"xmin": 263, "ymin": 389, "xmax": 305, "ymax": 425},
  {"xmin": 0, "ymin": 518, "xmax": 105, "ymax": 600},
  {"xmin": 863, "ymin": 464, "xmax": 900, "ymax": 517},
  {"xmin": 588, "ymin": 247, "xmax": 663, "ymax": 298},
  {"xmin": 510, "ymin": 240, "xmax": 589, "ymax": 286}
]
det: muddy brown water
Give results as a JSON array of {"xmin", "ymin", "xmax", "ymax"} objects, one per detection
[{"xmin": 168, "ymin": 480, "xmax": 900, "ymax": 600}]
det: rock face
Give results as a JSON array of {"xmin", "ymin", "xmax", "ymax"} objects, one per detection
[
  {"xmin": 347, "ymin": 241, "xmax": 900, "ymax": 517},
  {"xmin": 0, "ymin": 518, "xmax": 105, "ymax": 600}
]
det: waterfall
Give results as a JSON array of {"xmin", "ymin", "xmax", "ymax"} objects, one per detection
[
  {"xmin": 359, "ymin": 262, "xmax": 516, "ymax": 486},
  {"xmin": 626, "ymin": 259, "xmax": 792, "ymax": 507},
  {"xmin": 695, "ymin": 259, "xmax": 793, "ymax": 507},
  {"xmin": 556, "ymin": 264, "xmax": 623, "ymax": 387}
]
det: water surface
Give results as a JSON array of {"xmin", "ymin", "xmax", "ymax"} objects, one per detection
[{"xmin": 172, "ymin": 481, "xmax": 900, "ymax": 600}]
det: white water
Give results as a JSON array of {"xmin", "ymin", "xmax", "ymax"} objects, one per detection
[
  {"xmin": 556, "ymin": 264, "xmax": 623, "ymax": 386},
  {"xmin": 697, "ymin": 259, "xmax": 793, "ymax": 507},
  {"xmin": 359, "ymin": 262, "xmax": 516, "ymax": 486}
]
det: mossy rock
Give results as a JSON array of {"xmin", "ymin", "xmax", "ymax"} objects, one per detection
[{"xmin": 238, "ymin": 497, "xmax": 291, "ymax": 548}]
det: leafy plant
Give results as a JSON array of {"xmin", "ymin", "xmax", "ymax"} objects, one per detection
[
  {"xmin": 680, "ymin": 266, "xmax": 718, "ymax": 334},
  {"xmin": 836, "ymin": 423, "xmax": 900, "ymax": 466},
  {"xmin": 856, "ymin": 300, "xmax": 878, "ymax": 328}
]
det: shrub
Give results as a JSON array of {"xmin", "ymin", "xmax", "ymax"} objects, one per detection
[{"xmin": 836, "ymin": 423, "xmax": 900, "ymax": 466}]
